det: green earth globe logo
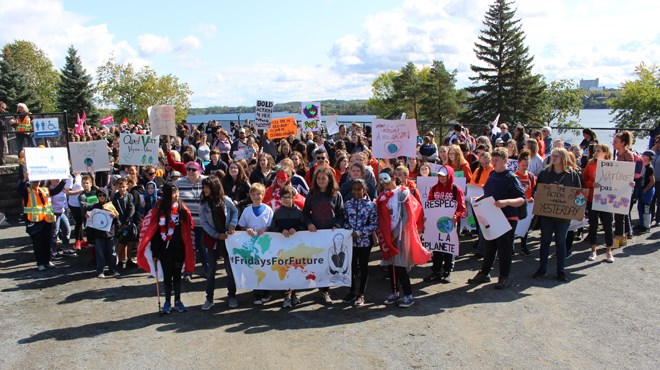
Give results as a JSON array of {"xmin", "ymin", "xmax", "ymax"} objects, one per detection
[
  {"xmin": 436, "ymin": 216, "xmax": 454, "ymax": 234},
  {"xmin": 84, "ymin": 158, "xmax": 94, "ymax": 167},
  {"xmin": 387, "ymin": 143, "xmax": 398, "ymax": 154}
]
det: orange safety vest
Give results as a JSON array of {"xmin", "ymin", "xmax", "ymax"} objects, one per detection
[
  {"xmin": 24, "ymin": 187, "xmax": 55, "ymax": 223},
  {"xmin": 17, "ymin": 115, "xmax": 32, "ymax": 133}
]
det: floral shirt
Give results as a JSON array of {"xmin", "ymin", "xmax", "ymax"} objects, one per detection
[{"xmin": 343, "ymin": 197, "xmax": 378, "ymax": 248}]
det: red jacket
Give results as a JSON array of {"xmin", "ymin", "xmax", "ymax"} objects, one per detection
[{"xmin": 427, "ymin": 166, "xmax": 467, "ymax": 220}]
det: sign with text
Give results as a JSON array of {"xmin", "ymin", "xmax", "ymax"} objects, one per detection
[
  {"xmin": 255, "ymin": 100, "xmax": 274, "ymax": 129},
  {"xmin": 147, "ymin": 105, "xmax": 176, "ymax": 137},
  {"xmin": 24, "ymin": 147, "xmax": 70, "ymax": 181},
  {"xmin": 69, "ymin": 140, "xmax": 110, "ymax": 172},
  {"xmin": 592, "ymin": 160, "xmax": 635, "ymax": 215},
  {"xmin": 372, "ymin": 119, "xmax": 418, "ymax": 159},
  {"xmin": 532, "ymin": 184, "xmax": 588, "ymax": 221},
  {"xmin": 118, "ymin": 133, "xmax": 160, "ymax": 166},
  {"xmin": 86, "ymin": 208, "xmax": 114, "ymax": 232},
  {"xmin": 325, "ymin": 115, "xmax": 340, "ymax": 136},
  {"xmin": 33, "ymin": 117, "xmax": 60, "ymax": 138},
  {"xmin": 422, "ymin": 199, "xmax": 460, "ymax": 256},
  {"xmin": 267, "ymin": 117, "xmax": 297, "ymax": 139},
  {"xmin": 471, "ymin": 196, "xmax": 511, "ymax": 240},
  {"xmin": 301, "ymin": 102, "xmax": 322, "ymax": 132}
]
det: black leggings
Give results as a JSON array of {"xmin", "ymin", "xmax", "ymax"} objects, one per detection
[
  {"xmin": 351, "ymin": 247, "xmax": 371, "ymax": 294},
  {"xmin": 430, "ymin": 251, "xmax": 454, "ymax": 274},
  {"xmin": 587, "ymin": 203, "xmax": 614, "ymax": 246},
  {"xmin": 389, "ymin": 265, "xmax": 412, "ymax": 296},
  {"xmin": 160, "ymin": 251, "xmax": 184, "ymax": 302},
  {"xmin": 70, "ymin": 206, "xmax": 84, "ymax": 241}
]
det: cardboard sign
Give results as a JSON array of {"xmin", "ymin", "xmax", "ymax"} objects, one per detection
[
  {"xmin": 69, "ymin": 140, "xmax": 111, "ymax": 172},
  {"xmin": 147, "ymin": 105, "xmax": 176, "ymax": 137},
  {"xmin": 422, "ymin": 200, "xmax": 460, "ymax": 256},
  {"xmin": 532, "ymin": 184, "xmax": 588, "ymax": 221},
  {"xmin": 267, "ymin": 117, "xmax": 297, "ymax": 139},
  {"xmin": 592, "ymin": 160, "xmax": 635, "ymax": 215},
  {"xmin": 372, "ymin": 119, "xmax": 418, "ymax": 159},
  {"xmin": 24, "ymin": 147, "xmax": 70, "ymax": 181},
  {"xmin": 255, "ymin": 100, "xmax": 273, "ymax": 129},
  {"xmin": 118, "ymin": 133, "xmax": 160, "ymax": 166}
]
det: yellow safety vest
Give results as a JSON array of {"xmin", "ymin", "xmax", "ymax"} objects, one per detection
[
  {"xmin": 17, "ymin": 115, "xmax": 32, "ymax": 133},
  {"xmin": 24, "ymin": 187, "xmax": 55, "ymax": 223}
]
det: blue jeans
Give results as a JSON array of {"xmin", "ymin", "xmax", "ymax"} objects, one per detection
[
  {"xmin": 95, "ymin": 237, "xmax": 117, "ymax": 274},
  {"xmin": 205, "ymin": 242, "xmax": 236, "ymax": 300},
  {"xmin": 538, "ymin": 218, "xmax": 570, "ymax": 274},
  {"xmin": 194, "ymin": 226, "xmax": 208, "ymax": 274},
  {"xmin": 16, "ymin": 133, "xmax": 36, "ymax": 154},
  {"xmin": 52, "ymin": 212, "xmax": 71, "ymax": 252}
]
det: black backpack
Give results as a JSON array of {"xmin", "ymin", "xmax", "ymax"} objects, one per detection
[{"xmin": 507, "ymin": 173, "xmax": 528, "ymax": 219}]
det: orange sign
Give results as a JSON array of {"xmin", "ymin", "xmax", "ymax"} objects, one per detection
[{"xmin": 267, "ymin": 117, "xmax": 297, "ymax": 139}]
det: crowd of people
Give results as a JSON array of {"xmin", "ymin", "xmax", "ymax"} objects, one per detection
[{"xmin": 14, "ymin": 113, "xmax": 660, "ymax": 313}]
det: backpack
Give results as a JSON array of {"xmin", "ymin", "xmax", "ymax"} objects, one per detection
[
  {"xmin": 632, "ymin": 152, "xmax": 645, "ymax": 181},
  {"xmin": 508, "ymin": 173, "xmax": 528, "ymax": 219}
]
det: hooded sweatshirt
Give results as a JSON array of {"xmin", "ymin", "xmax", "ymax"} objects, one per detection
[{"xmin": 427, "ymin": 165, "xmax": 467, "ymax": 220}]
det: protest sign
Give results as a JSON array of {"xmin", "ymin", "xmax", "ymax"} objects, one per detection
[
  {"xmin": 226, "ymin": 229, "xmax": 352, "ymax": 290},
  {"xmin": 233, "ymin": 146, "xmax": 256, "ymax": 162},
  {"xmin": 118, "ymin": 133, "xmax": 160, "ymax": 166},
  {"xmin": 69, "ymin": 140, "xmax": 111, "ymax": 172},
  {"xmin": 86, "ymin": 208, "xmax": 114, "ymax": 232},
  {"xmin": 471, "ymin": 196, "xmax": 511, "ymax": 241},
  {"xmin": 423, "ymin": 199, "xmax": 460, "ymax": 255},
  {"xmin": 99, "ymin": 114, "xmax": 114, "ymax": 125},
  {"xmin": 325, "ymin": 115, "xmax": 340, "ymax": 136},
  {"xmin": 428, "ymin": 163, "xmax": 442, "ymax": 175},
  {"xmin": 301, "ymin": 102, "xmax": 322, "ymax": 132},
  {"xmin": 592, "ymin": 160, "xmax": 635, "ymax": 215},
  {"xmin": 372, "ymin": 119, "xmax": 418, "ymax": 159},
  {"xmin": 255, "ymin": 100, "xmax": 274, "ymax": 129},
  {"xmin": 147, "ymin": 105, "xmax": 176, "ymax": 136},
  {"xmin": 514, "ymin": 202, "xmax": 535, "ymax": 237},
  {"xmin": 532, "ymin": 184, "xmax": 588, "ymax": 221},
  {"xmin": 24, "ymin": 147, "xmax": 70, "ymax": 181},
  {"xmin": 267, "ymin": 117, "xmax": 297, "ymax": 139},
  {"xmin": 462, "ymin": 184, "xmax": 484, "ymax": 231},
  {"xmin": 416, "ymin": 176, "xmax": 437, "ymax": 202},
  {"xmin": 507, "ymin": 159, "xmax": 519, "ymax": 172}
]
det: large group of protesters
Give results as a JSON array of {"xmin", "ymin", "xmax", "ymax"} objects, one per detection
[{"xmin": 11, "ymin": 103, "xmax": 660, "ymax": 313}]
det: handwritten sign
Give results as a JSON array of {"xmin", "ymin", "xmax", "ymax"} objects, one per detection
[
  {"xmin": 463, "ymin": 184, "xmax": 484, "ymax": 231},
  {"xmin": 301, "ymin": 102, "xmax": 321, "ymax": 132},
  {"xmin": 592, "ymin": 160, "xmax": 635, "ymax": 215},
  {"xmin": 118, "ymin": 133, "xmax": 160, "ymax": 166},
  {"xmin": 532, "ymin": 184, "xmax": 588, "ymax": 221},
  {"xmin": 24, "ymin": 147, "xmax": 70, "ymax": 181},
  {"xmin": 422, "ymin": 200, "xmax": 460, "ymax": 256},
  {"xmin": 507, "ymin": 159, "xmax": 519, "ymax": 172},
  {"xmin": 69, "ymin": 140, "xmax": 110, "ymax": 172},
  {"xmin": 255, "ymin": 100, "xmax": 273, "ymax": 129},
  {"xmin": 267, "ymin": 117, "xmax": 297, "ymax": 139},
  {"xmin": 372, "ymin": 119, "xmax": 418, "ymax": 159},
  {"xmin": 86, "ymin": 208, "xmax": 114, "ymax": 232},
  {"xmin": 233, "ymin": 146, "xmax": 256, "ymax": 162},
  {"xmin": 471, "ymin": 196, "xmax": 511, "ymax": 240},
  {"xmin": 147, "ymin": 105, "xmax": 176, "ymax": 137},
  {"xmin": 325, "ymin": 115, "xmax": 340, "ymax": 136}
]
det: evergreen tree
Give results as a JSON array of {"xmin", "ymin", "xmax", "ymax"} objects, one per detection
[
  {"xmin": 0, "ymin": 56, "xmax": 42, "ymax": 112},
  {"xmin": 464, "ymin": 0, "xmax": 545, "ymax": 127},
  {"xmin": 419, "ymin": 60, "xmax": 463, "ymax": 125},
  {"xmin": 57, "ymin": 46, "xmax": 97, "ymax": 125}
]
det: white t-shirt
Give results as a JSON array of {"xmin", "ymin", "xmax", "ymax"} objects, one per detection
[
  {"xmin": 238, "ymin": 204, "xmax": 273, "ymax": 230},
  {"xmin": 66, "ymin": 174, "xmax": 83, "ymax": 207}
]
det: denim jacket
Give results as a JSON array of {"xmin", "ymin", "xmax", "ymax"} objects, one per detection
[{"xmin": 199, "ymin": 196, "xmax": 239, "ymax": 238}]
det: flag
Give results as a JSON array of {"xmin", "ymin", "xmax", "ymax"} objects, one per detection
[
  {"xmin": 99, "ymin": 114, "xmax": 114, "ymax": 125},
  {"xmin": 81, "ymin": 111, "xmax": 87, "ymax": 125},
  {"xmin": 122, "ymin": 117, "xmax": 129, "ymax": 124},
  {"xmin": 491, "ymin": 114, "xmax": 501, "ymax": 136},
  {"xmin": 75, "ymin": 113, "xmax": 84, "ymax": 135}
]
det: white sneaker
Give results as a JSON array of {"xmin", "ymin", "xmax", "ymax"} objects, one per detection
[
  {"xmin": 587, "ymin": 252, "xmax": 597, "ymax": 261},
  {"xmin": 605, "ymin": 253, "xmax": 615, "ymax": 263},
  {"xmin": 97, "ymin": 273, "xmax": 106, "ymax": 278}
]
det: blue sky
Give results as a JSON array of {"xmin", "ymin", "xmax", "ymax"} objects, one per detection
[{"xmin": 1, "ymin": 0, "xmax": 659, "ymax": 107}]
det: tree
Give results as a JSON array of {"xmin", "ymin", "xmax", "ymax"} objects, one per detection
[
  {"xmin": 57, "ymin": 46, "xmax": 97, "ymax": 126},
  {"xmin": 0, "ymin": 56, "xmax": 42, "ymax": 112},
  {"xmin": 391, "ymin": 62, "xmax": 425, "ymax": 120},
  {"xmin": 367, "ymin": 71, "xmax": 400, "ymax": 119},
  {"xmin": 96, "ymin": 58, "xmax": 192, "ymax": 123},
  {"xmin": 609, "ymin": 62, "xmax": 660, "ymax": 132},
  {"xmin": 464, "ymin": 0, "xmax": 545, "ymax": 126},
  {"xmin": 2, "ymin": 40, "xmax": 60, "ymax": 112},
  {"xmin": 419, "ymin": 60, "xmax": 463, "ymax": 125},
  {"xmin": 540, "ymin": 79, "xmax": 583, "ymax": 131}
]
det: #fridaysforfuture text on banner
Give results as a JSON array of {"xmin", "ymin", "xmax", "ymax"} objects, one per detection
[
  {"xmin": 422, "ymin": 199, "xmax": 460, "ymax": 256},
  {"xmin": 118, "ymin": 133, "xmax": 160, "ymax": 166},
  {"xmin": 372, "ymin": 119, "xmax": 418, "ymax": 159},
  {"xmin": 69, "ymin": 140, "xmax": 111, "ymax": 173},
  {"xmin": 471, "ymin": 196, "xmax": 512, "ymax": 241},
  {"xmin": 226, "ymin": 229, "xmax": 353, "ymax": 290},
  {"xmin": 532, "ymin": 184, "xmax": 588, "ymax": 221},
  {"xmin": 147, "ymin": 105, "xmax": 176, "ymax": 137},
  {"xmin": 300, "ymin": 102, "xmax": 322, "ymax": 132},
  {"xmin": 267, "ymin": 117, "xmax": 297, "ymax": 139},
  {"xmin": 592, "ymin": 160, "xmax": 635, "ymax": 215},
  {"xmin": 24, "ymin": 147, "xmax": 70, "ymax": 181},
  {"xmin": 255, "ymin": 100, "xmax": 274, "ymax": 129}
]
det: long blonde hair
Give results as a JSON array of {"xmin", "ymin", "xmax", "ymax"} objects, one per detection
[{"xmin": 548, "ymin": 148, "xmax": 570, "ymax": 173}]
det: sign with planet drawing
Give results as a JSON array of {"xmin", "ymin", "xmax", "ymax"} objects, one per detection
[
  {"xmin": 371, "ymin": 119, "xmax": 418, "ymax": 159},
  {"xmin": 422, "ymin": 198, "xmax": 460, "ymax": 256}
]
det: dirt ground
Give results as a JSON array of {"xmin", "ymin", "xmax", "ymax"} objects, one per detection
[{"xmin": 0, "ymin": 219, "xmax": 658, "ymax": 370}]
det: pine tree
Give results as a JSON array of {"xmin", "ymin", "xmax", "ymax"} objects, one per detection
[
  {"xmin": 419, "ymin": 60, "xmax": 463, "ymax": 125},
  {"xmin": 0, "ymin": 56, "xmax": 42, "ymax": 113},
  {"xmin": 464, "ymin": 0, "xmax": 545, "ymax": 127},
  {"xmin": 57, "ymin": 46, "xmax": 97, "ymax": 126}
]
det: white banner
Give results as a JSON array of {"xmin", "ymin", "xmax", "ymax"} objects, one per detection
[
  {"xmin": 118, "ymin": 133, "xmax": 160, "ymax": 166},
  {"xmin": 471, "ymin": 196, "xmax": 511, "ymax": 241},
  {"xmin": 592, "ymin": 160, "xmax": 635, "ymax": 215},
  {"xmin": 147, "ymin": 105, "xmax": 176, "ymax": 137},
  {"xmin": 226, "ymin": 229, "xmax": 353, "ymax": 290},
  {"xmin": 301, "ymin": 102, "xmax": 322, "ymax": 132},
  {"xmin": 372, "ymin": 119, "xmax": 418, "ymax": 159},
  {"xmin": 69, "ymin": 140, "xmax": 110, "ymax": 172},
  {"xmin": 255, "ymin": 100, "xmax": 274, "ymax": 129},
  {"xmin": 24, "ymin": 147, "xmax": 70, "ymax": 181},
  {"xmin": 422, "ymin": 199, "xmax": 460, "ymax": 255},
  {"xmin": 86, "ymin": 208, "xmax": 114, "ymax": 232},
  {"xmin": 325, "ymin": 115, "xmax": 340, "ymax": 136}
]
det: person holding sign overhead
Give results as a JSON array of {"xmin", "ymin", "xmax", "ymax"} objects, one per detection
[{"xmin": 533, "ymin": 148, "xmax": 582, "ymax": 282}]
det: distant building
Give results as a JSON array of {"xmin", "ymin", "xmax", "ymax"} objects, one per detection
[{"xmin": 580, "ymin": 78, "xmax": 599, "ymax": 90}]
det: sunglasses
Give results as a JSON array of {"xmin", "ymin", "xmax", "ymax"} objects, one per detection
[
  {"xmin": 147, "ymin": 172, "xmax": 156, "ymax": 175},
  {"xmin": 186, "ymin": 168, "xmax": 198, "ymax": 172},
  {"xmin": 316, "ymin": 157, "xmax": 327, "ymax": 161}
]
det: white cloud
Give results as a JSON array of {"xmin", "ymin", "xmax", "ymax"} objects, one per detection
[
  {"xmin": 193, "ymin": 23, "xmax": 217, "ymax": 38},
  {"xmin": 174, "ymin": 54, "xmax": 207, "ymax": 70},
  {"xmin": 177, "ymin": 35, "xmax": 201, "ymax": 52},
  {"xmin": 137, "ymin": 34, "xmax": 172, "ymax": 56}
]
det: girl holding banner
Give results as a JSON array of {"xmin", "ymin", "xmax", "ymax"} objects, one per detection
[
  {"xmin": 582, "ymin": 144, "xmax": 615, "ymax": 263},
  {"xmin": 612, "ymin": 131, "xmax": 635, "ymax": 247}
]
